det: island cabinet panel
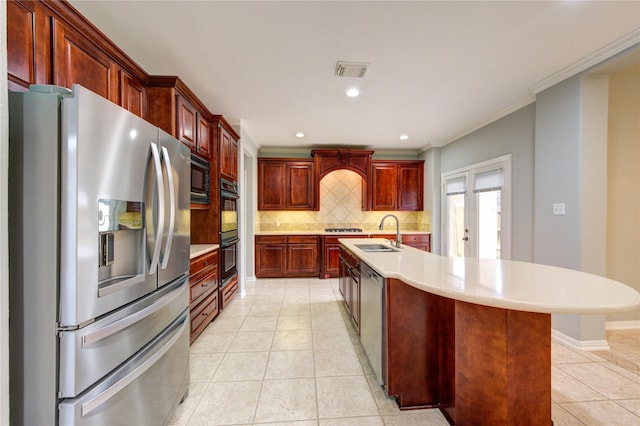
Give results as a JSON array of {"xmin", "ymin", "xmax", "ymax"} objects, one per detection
[
  {"xmin": 453, "ymin": 301, "xmax": 551, "ymax": 425},
  {"xmin": 385, "ymin": 278, "xmax": 441, "ymax": 408},
  {"xmin": 257, "ymin": 158, "xmax": 315, "ymax": 210},
  {"xmin": 438, "ymin": 297, "xmax": 456, "ymax": 421},
  {"xmin": 338, "ymin": 247, "xmax": 360, "ymax": 332}
]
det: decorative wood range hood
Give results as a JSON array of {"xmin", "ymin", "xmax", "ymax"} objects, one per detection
[{"xmin": 311, "ymin": 149, "xmax": 374, "ymax": 180}]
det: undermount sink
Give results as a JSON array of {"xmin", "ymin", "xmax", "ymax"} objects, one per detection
[{"xmin": 355, "ymin": 243, "xmax": 401, "ymax": 252}]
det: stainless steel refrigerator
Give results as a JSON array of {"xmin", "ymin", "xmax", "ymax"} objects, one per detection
[{"xmin": 9, "ymin": 84, "xmax": 191, "ymax": 425}]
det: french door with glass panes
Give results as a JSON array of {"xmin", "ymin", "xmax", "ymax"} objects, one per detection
[{"xmin": 442, "ymin": 156, "xmax": 511, "ymax": 260}]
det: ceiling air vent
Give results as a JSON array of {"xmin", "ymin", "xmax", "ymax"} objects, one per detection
[{"xmin": 335, "ymin": 61, "xmax": 369, "ymax": 78}]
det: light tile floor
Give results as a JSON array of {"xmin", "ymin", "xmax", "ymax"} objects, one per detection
[{"xmin": 170, "ymin": 277, "xmax": 640, "ymax": 425}]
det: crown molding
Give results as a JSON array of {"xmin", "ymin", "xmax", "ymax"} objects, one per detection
[
  {"xmin": 530, "ymin": 29, "xmax": 640, "ymax": 94},
  {"xmin": 432, "ymin": 94, "xmax": 536, "ymax": 148}
]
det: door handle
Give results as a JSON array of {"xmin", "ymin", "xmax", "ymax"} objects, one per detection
[
  {"xmin": 160, "ymin": 146, "xmax": 175, "ymax": 270},
  {"xmin": 149, "ymin": 142, "xmax": 164, "ymax": 274},
  {"xmin": 462, "ymin": 237, "xmax": 469, "ymax": 241}
]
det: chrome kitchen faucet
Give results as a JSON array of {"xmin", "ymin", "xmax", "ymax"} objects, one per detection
[{"xmin": 378, "ymin": 214, "xmax": 401, "ymax": 248}]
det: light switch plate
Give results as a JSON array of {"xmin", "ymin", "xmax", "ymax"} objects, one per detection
[{"xmin": 553, "ymin": 203, "xmax": 566, "ymax": 215}]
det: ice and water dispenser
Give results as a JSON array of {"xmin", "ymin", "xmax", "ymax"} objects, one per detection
[{"xmin": 97, "ymin": 199, "xmax": 145, "ymax": 296}]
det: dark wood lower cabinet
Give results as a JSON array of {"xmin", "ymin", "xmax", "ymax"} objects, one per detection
[
  {"xmin": 255, "ymin": 235, "xmax": 319, "ymax": 278},
  {"xmin": 255, "ymin": 236, "xmax": 287, "ymax": 277},
  {"xmin": 189, "ymin": 250, "xmax": 219, "ymax": 343},
  {"xmin": 220, "ymin": 274, "xmax": 239, "ymax": 310},
  {"xmin": 287, "ymin": 236, "xmax": 319, "ymax": 276}
]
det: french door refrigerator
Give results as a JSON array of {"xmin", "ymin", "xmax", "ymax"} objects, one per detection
[{"xmin": 8, "ymin": 84, "xmax": 191, "ymax": 425}]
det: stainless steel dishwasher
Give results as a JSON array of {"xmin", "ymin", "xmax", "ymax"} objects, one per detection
[{"xmin": 360, "ymin": 262, "xmax": 384, "ymax": 386}]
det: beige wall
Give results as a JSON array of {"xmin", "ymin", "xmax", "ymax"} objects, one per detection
[
  {"xmin": 257, "ymin": 169, "xmax": 430, "ymax": 232},
  {"xmin": 606, "ymin": 62, "xmax": 640, "ymax": 323}
]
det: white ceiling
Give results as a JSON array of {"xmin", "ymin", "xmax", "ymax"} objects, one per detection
[{"xmin": 69, "ymin": 1, "xmax": 640, "ymax": 152}]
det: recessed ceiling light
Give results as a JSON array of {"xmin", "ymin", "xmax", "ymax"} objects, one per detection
[
  {"xmin": 346, "ymin": 88, "xmax": 360, "ymax": 97},
  {"xmin": 399, "ymin": 134, "xmax": 409, "ymax": 140},
  {"xmin": 295, "ymin": 132, "xmax": 305, "ymax": 138}
]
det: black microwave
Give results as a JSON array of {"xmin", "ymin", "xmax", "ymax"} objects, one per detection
[{"xmin": 191, "ymin": 154, "xmax": 210, "ymax": 205}]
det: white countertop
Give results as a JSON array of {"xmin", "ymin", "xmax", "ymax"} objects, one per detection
[
  {"xmin": 190, "ymin": 244, "xmax": 219, "ymax": 259},
  {"xmin": 340, "ymin": 238, "xmax": 640, "ymax": 315}
]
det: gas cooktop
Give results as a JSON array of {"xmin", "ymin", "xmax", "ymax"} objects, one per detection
[{"xmin": 324, "ymin": 228, "xmax": 363, "ymax": 233}]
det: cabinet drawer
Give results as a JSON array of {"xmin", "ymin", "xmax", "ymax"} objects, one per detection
[
  {"xmin": 288, "ymin": 235, "xmax": 318, "ymax": 244},
  {"xmin": 190, "ymin": 268, "xmax": 218, "ymax": 307},
  {"xmin": 220, "ymin": 275, "xmax": 238, "ymax": 310},
  {"xmin": 189, "ymin": 250, "xmax": 218, "ymax": 277},
  {"xmin": 190, "ymin": 289, "xmax": 218, "ymax": 334},
  {"xmin": 256, "ymin": 235, "xmax": 287, "ymax": 244},
  {"xmin": 402, "ymin": 234, "xmax": 429, "ymax": 243}
]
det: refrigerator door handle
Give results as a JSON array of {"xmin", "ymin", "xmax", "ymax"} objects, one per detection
[
  {"xmin": 160, "ymin": 146, "xmax": 175, "ymax": 270},
  {"xmin": 149, "ymin": 142, "xmax": 164, "ymax": 274},
  {"xmin": 80, "ymin": 311, "xmax": 188, "ymax": 417},
  {"xmin": 81, "ymin": 281, "xmax": 184, "ymax": 347}
]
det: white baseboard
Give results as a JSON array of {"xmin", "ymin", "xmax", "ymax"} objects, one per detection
[
  {"xmin": 551, "ymin": 329, "xmax": 610, "ymax": 351},
  {"xmin": 245, "ymin": 275, "xmax": 257, "ymax": 282},
  {"xmin": 606, "ymin": 320, "xmax": 640, "ymax": 330}
]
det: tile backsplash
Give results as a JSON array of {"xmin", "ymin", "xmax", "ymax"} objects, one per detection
[{"xmin": 257, "ymin": 169, "xmax": 431, "ymax": 232}]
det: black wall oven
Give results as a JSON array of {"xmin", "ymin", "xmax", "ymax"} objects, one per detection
[{"xmin": 220, "ymin": 178, "xmax": 239, "ymax": 286}]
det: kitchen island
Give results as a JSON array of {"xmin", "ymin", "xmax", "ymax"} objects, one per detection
[{"xmin": 339, "ymin": 238, "xmax": 640, "ymax": 425}]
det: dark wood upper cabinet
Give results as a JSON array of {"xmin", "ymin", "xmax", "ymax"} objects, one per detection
[
  {"xmin": 52, "ymin": 17, "xmax": 118, "ymax": 103},
  {"xmin": 286, "ymin": 162, "xmax": 314, "ymax": 209},
  {"xmin": 197, "ymin": 115, "xmax": 212, "ymax": 159},
  {"xmin": 258, "ymin": 160, "xmax": 286, "ymax": 210},
  {"xmin": 257, "ymin": 158, "xmax": 315, "ymax": 210},
  {"xmin": 370, "ymin": 163, "xmax": 398, "ymax": 210},
  {"xmin": 8, "ymin": 0, "xmax": 148, "ymax": 117},
  {"xmin": 7, "ymin": 0, "xmax": 40, "ymax": 91},
  {"xmin": 176, "ymin": 94, "xmax": 197, "ymax": 150},
  {"xmin": 397, "ymin": 162, "xmax": 423, "ymax": 210},
  {"xmin": 217, "ymin": 119, "xmax": 239, "ymax": 182},
  {"xmin": 120, "ymin": 70, "xmax": 146, "ymax": 118},
  {"xmin": 367, "ymin": 161, "xmax": 424, "ymax": 211}
]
